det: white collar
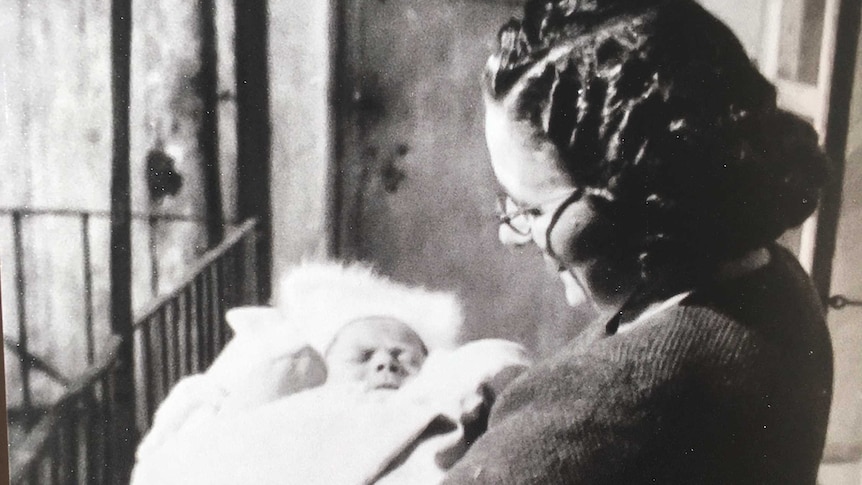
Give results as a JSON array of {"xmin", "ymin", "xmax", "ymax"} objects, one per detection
[
  {"xmin": 616, "ymin": 291, "xmax": 692, "ymax": 334},
  {"xmin": 615, "ymin": 247, "xmax": 772, "ymax": 335}
]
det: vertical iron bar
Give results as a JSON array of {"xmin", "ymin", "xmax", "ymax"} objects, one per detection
[
  {"xmin": 170, "ymin": 298, "xmax": 181, "ymax": 384},
  {"xmin": 82, "ymin": 213, "xmax": 96, "ymax": 365},
  {"xmin": 241, "ymin": 225, "xmax": 259, "ymax": 304},
  {"xmin": 330, "ymin": 0, "xmax": 349, "ymax": 259},
  {"xmin": 74, "ymin": 401, "xmax": 85, "ymax": 485},
  {"xmin": 95, "ymin": 381, "xmax": 104, "ymax": 485},
  {"xmin": 141, "ymin": 323, "xmax": 154, "ymax": 425},
  {"xmin": 66, "ymin": 403, "xmax": 80, "ymax": 485},
  {"xmin": 222, "ymin": 249, "xmax": 235, "ymax": 343},
  {"xmin": 59, "ymin": 410, "xmax": 73, "ymax": 485},
  {"xmin": 190, "ymin": 279, "xmax": 199, "ymax": 374},
  {"xmin": 211, "ymin": 262, "xmax": 223, "ymax": 352},
  {"xmin": 200, "ymin": 0, "xmax": 225, "ymax": 246},
  {"xmin": 159, "ymin": 307, "xmax": 170, "ymax": 396},
  {"xmin": 220, "ymin": 259, "xmax": 226, "ymax": 348},
  {"xmin": 195, "ymin": 275, "xmax": 205, "ymax": 369},
  {"xmin": 149, "ymin": 215, "xmax": 159, "ymax": 296},
  {"xmin": 220, "ymin": 249, "xmax": 231, "ymax": 312},
  {"xmin": 49, "ymin": 419, "xmax": 61, "ymax": 485},
  {"xmin": 195, "ymin": 276, "xmax": 207, "ymax": 371},
  {"xmin": 0, "ymin": 265, "xmax": 8, "ymax": 484},
  {"xmin": 235, "ymin": 1, "xmax": 272, "ymax": 301},
  {"xmin": 84, "ymin": 389, "xmax": 96, "ymax": 485},
  {"xmin": 12, "ymin": 211, "xmax": 32, "ymax": 412},
  {"xmin": 231, "ymin": 244, "xmax": 241, "ymax": 309},
  {"xmin": 213, "ymin": 264, "xmax": 221, "ymax": 358},
  {"xmin": 225, "ymin": 247, "xmax": 237, "ymax": 310},
  {"xmin": 97, "ymin": 378, "xmax": 109, "ymax": 485},
  {"xmin": 102, "ymin": 374, "xmax": 115, "ymax": 484},
  {"xmin": 183, "ymin": 289, "xmax": 194, "ymax": 375},
  {"xmin": 110, "ymin": 0, "xmax": 138, "ymax": 479},
  {"xmin": 203, "ymin": 271, "xmax": 214, "ymax": 365}
]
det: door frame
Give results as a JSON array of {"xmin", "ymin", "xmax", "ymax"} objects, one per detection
[
  {"xmin": 808, "ymin": 0, "xmax": 862, "ymax": 303},
  {"xmin": 760, "ymin": 0, "xmax": 862, "ymax": 302}
]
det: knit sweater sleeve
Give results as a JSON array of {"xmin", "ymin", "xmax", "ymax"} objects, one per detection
[
  {"xmin": 442, "ymin": 354, "xmax": 660, "ymax": 484},
  {"xmin": 442, "ymin": 308, "xmax": 780, "ymax": 485}
]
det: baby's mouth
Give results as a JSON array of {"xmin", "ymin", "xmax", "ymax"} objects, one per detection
[
  {"xmin": 374, "ymin": 382, "xmax": 401, "ymax": 390},
  {"xmin": 366, "ymin": 376, "xmax": 404, "ymax": 391}
]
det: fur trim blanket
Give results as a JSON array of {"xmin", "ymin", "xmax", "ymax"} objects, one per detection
[
  {"xmin": 131, "ymin": 261, "xmax": 528, "ymax": 485},
  {"xmin": 277, "ymin": 261, "xmax": 464, "ymax": 353}
]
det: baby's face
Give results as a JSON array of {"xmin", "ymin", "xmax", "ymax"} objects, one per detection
[{"xmin": 325, "ymin": 317, "xmax": 427, "ymax": 391}]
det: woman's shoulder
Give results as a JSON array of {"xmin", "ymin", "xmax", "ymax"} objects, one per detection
[
  {"xmin": 630, "ymin": 244, "xmax": 828, "ymax": 355},
  {"xmin": 675, "ymin": 244, "xmax": 829, "ymax": 357}
]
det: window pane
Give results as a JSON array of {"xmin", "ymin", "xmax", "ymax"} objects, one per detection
[{"xmin": 777, "ymin": 0, "xmax": 826, "ymax": 85}]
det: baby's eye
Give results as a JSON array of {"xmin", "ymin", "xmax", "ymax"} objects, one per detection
[{"xmin": 356, "ymin": 349, "xmax": 374, "ymax": 362}]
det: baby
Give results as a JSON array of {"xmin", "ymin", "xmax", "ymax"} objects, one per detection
[
  {"xmin": 324, "ymin": 316, "xmax": 429, "ymax": 392},
  {"xmin": 133, "ymin": 312, "xmax": 531, "ymax": 485}
]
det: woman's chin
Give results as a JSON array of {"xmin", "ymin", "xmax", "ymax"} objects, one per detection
[
  {"xmin": 559, "ymin": 270, "xmax": 587, "ymax": 306},
  {"xmin": 564, "ymin": 285, "xmax": 588, "ymax": 306}
]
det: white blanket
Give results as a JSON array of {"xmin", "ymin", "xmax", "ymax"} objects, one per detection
[{"xmin": 131, "ymin": 339, "xmax": 530, "ymax": 485}]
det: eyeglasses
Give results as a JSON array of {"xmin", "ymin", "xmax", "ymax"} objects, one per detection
[
  {"xmin": 495, "ymin": 194, "xmax": 541, "ymax": 236},
  {"xmin": 495, "ymin": 188, "xmax": 586, "ymax": 237}
]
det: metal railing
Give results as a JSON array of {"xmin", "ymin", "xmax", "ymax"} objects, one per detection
[
  {"xmin": 133, "ymin": 217, "xmax": 259, "ymax": 428},
  {"xmin": 8, "ymin": 218, "xmax": 261, "ymax": 484},
  {"xmin": 1, "ymin": 207, "xmax": 213, "ymax": 416},
  {"xmin": 10, "ymin": 337, "xmax": 122, "ymax": 485}
]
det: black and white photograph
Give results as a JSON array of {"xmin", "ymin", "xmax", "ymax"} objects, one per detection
[{"xmin": 2, "ymin": 0, "xmax": 861, "ymax": 483}]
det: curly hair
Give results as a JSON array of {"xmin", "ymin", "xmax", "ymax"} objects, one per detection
[{"xmin": 484, "ymin": 0, "xmax": 829, "ymax": 283}]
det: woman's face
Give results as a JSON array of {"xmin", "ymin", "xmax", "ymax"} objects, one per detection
[{"xmin": 485, "ymin": 96, "xmax": 603, "ymax": 306}]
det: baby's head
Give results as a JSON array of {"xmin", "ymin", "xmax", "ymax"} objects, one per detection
[{"xmin": 324, "ymin": 316, "xmax": 428, "ymax": 392}]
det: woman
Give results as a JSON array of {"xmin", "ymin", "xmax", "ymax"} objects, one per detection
[{"xmin": 443, "ymin": 0, "xmax": 832, "ymax": 483}]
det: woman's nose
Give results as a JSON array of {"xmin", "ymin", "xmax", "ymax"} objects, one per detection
[{"xmin": 498, "ymin": 224, "xmax": 533, "ymax": 247}]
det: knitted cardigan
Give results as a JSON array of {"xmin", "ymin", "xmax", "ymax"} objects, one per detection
[{"xmin": 443, "ymin": 245, "xmax": 832, "ymax": 484}]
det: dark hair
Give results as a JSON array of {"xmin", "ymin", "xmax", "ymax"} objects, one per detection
[{"xmin": 484, "ymin": 0, "xmax": 829, "ymax": 282}]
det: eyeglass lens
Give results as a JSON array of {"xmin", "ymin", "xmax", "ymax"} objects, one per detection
[{"xmin": 496, "ymin": 195, "xmax": 533, "ymax": 236}]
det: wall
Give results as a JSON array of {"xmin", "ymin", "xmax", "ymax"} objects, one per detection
[
  {"xmin": 267, "ymin": 1, "xmax": 333, "ymax": 281},
  {"xmin": 0, "ymin": 0, "xmax": 114, "ymax": 405},
  {"xmin": 130, "ymin": 0, "xmax": 211, "ymax": 303},
  {"xmin": 333, "ymin": 0, "xmax": 590, "ymax": 356},
  {"xmin": 697, "ymin": 0, "xmax": 767, "ymax": 62}
]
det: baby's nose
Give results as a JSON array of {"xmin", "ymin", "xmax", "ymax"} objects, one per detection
[{"xmin": 372, "ymin": 354, "xmax": 402, "ymax": 374}]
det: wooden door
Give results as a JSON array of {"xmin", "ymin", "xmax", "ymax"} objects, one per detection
[
  {"xmin": 817, "ymin": 16, "xmax": 862, "ymax": 478},
  {"xmin": 336, "ymin": 0, "xmax": 594, "ymax": 355},
  {"xmin": 821, "ymin": 77, "xmax": 862, "ymax": 479}
]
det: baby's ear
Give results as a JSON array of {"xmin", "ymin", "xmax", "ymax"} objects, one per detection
[{"xmin": 225, "ymin": 306, "xmax": 283, "ymax": 336}]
